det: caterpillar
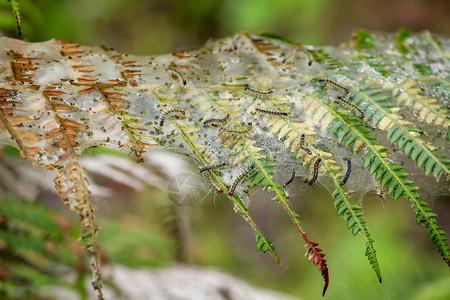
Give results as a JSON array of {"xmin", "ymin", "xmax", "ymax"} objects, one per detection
[
  {"xmin": 160, "ymin": 109, "xmax": 185, "ymax": 127},
  {"xmin": 229, "ymin": 165, "xmax": 256, "ymax": 196},
  {"xmin": 199, "ymin": 162, "xmax": 227, "ymax": 173},
  {"xmin": 297, "ymin": 48, "xmax": 313, "ymax": 67},
  {"xmin": 208, "ymin": 176, "xmax": 223, "ymax": 193},
  {"xmin": 318, "ymin": 79, "xmax": 349, "ymax": 94},
  {"xmin": 220, "ymin": 122, "xmax": 253, "ymax": 134},
  {"xmin": 166, "ymin": 67, "xmax": 187, "ymax": 87},
  {"xmin": 255, "ymin": 108, "xmax": 288, "ymax": 116},
  {"xmin": 300, "ymin": 134, "xmax": 312, "ymax": 155},
  {"xmin": 336, "ymin": 96, "xmax": 365, "ymax": 119},
  {"xmin": 378, "ymin": 188, "xmax": 385, "ymax": 198},
  {"xmin": 304, "ymin": 158, "xmax": 321, "ymax": 185},
  {"xmin": 244, "ymin": 85, "xmax": 273, "ymax": 99},
  {"xmin": 340, "ymin": 159, "xmax": 351, "ymax": 186},
  {"xmin": 203, "ymin": 114, "xmax": 230, "ymax": 125},
  {"xmin": 283, "ymin": 170, "xmax": 295, "ymax": 188}
]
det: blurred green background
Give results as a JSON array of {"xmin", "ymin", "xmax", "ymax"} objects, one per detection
[
  {"xmin": 1, "ymin": 0, "xmax": 449, "ymax": 54},
  {"xmin": 0, "ymin": 0, "xmax": 449, "ymax": 299}
]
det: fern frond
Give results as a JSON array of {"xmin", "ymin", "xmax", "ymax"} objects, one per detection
[
  {"xmin": 332, "ymin": 190, "xmax": 381, "ymax": 282},
  {"xmin": 347, "ymin": 80, "xmax": 450, "ymax": 177},
  {"xmin": 354, "ymin": 30, "xmax": 392, "ymax": 76},
  {"xmin": 7, "ymin": 0, "xmax": 21, "ymax": 36},
  {"xmin": 242, "ymin": 153, "xmax": 330, "ymax": 295},
  {"xmin": 326, "ymin": 100, "xmax": 450, "ymax": 264}
]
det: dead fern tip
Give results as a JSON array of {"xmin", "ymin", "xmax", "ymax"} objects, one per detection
[{"xmin": 304, "ymin": 240, "xmax": 329, "ymax": 296}]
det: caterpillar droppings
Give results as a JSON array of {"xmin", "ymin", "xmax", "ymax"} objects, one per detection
[
  {"xmin": 300, "ymin": 134, "xmax": 312, "ymax": 155},
  {"xmin": 283, "ymin": 170, "xmax": 295, "ymax": 188},
  {"xmin": 319, "ymin": 79, "xmax": 349, "ymax": 94},
  {"xmin": 255, "ymin": 108, "xmax": 288, "ymax": 116},
  {"xmin": 244, "ymin": 85, "xmax": 273, "ymax": 99},
  {"xmin": 204, "ymin": 114, "xmax": 230, "ymax": 125},
  {"xmin": 160, "ymin": 109, "xmax": 185, "ymax": 127},
  {"xmin": 340, "ymin": 159, "xmax": 351, "ymax": 186},
  {"xmin": 336, "ymin": 96, "xmax": 365, "ymax": 119},
  {"xmin": 199, "ymin": 162, "xmax": 227, "ymax": 173},
  {"xmin": 166, "ymin": 67, "xmax": 187, "ymax": 87},
  {"xmin": 305, "ymin": 158, "xmax": 321, "ymax": 185},
  {"xmin": 229, "ymin": 165, "xmax": 256, "ymax": 196}
]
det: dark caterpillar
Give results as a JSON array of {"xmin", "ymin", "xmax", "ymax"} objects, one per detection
[
  {"xmin": 340, "ymin": 159, "xmax": 351, "ymax": 186},
  {"xmin": 283, "ymin": 170, "xmax": 295, "ymax": 188},
  {"xmin": 319, "ymin": 79, "xmax": 349, "ymax": 94},
  {"xmin": 166, "ymin": 67, "xmax": 187, "ymax": 87},
  {"xmin": 244, "ymin": 85, "xmax": 273, "ymax": 98},
  {"xmin": 297, "ymin": 48, "xmax": 313, "ymax": 67},
  {"xmin": 336, "ymin": 96, "xmax": 365, "ymax": 119},
  {"xmin": 300, "ymin": 134, "xmax": 312, "ymax": 155},
  {"xmin": 229, "ymin": 165, "xmax": 256, "ymax": 196},
  {"xmin": 199, "ymin": 162, "xmax": 227, "ymax": 173},
  {"xmin": 160, "ymin": 109, "xmax": 185, "ymax": 127},
  {"xmin": 204, "ymin": 114, "xmax": 230, "ymax": 125},
  {"xmin": 305, "ymin": 158, "xmax": 321, "ymax": 185},
  {"xmin": 255, "ymin": 108, "xmax": 288, "ymax": 116}
]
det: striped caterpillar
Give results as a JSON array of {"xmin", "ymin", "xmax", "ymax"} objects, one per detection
[
  {"xmin": 255, "ymin": 108, "xmax": 288, "ymax": 116},
  {"xmin": 204, "ymin": 114, "xmax": 230, "ymax": 125},
  {"xmin": 297, "ymin": 48, "xmax": 313, "ymax": 67},
  {"xmin": 229, "ymin": 165, "xmax": 256, "ymax": 196},
  {"xmin": 335, "ymin": 96, "xmax": 365, "ymax": 119},
  {"xmin": 208, "ymin": 176, "xmax": 223, "ymax": 193},
  {"xmin": 300, "ymin": 134, "xmax": 312, "ymax": 155},
  {"xmin": 319, "ymin": 79, "xmax": 349, "ymax": 94},
  {"xmin": 220, "ymin": 122, "xmax": 253, "ymax": 134},
  {"xmin": 199, "ymin": 162, "xmax": 227, "ymax": 173},
  {"xmin": 305, "ymin": 158, "xmax": 321, "ymax": 185},
  {"xmin": 283, "ymin": 170, "xmax": 295, "ymax": 188},
  {"xmin": 160, "ymin": 109, "xmax": 185, "ymax": 127},
  {"xmin": 340, "ymin": 159, "xmax": 351, "ymax": 186},
  {"xmin": 244, "ymin": 85, "xmax": 273, "ymax": 99},
  {"xmin": 166, "ymin": 67, "xmax": 187, "ymax": 87}
]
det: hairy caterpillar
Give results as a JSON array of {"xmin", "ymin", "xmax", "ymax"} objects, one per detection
[
  {"xmin": 335, "ymin": 96, "xmax": 365, "ymax": 119},
  {"xmin": 378, "ymin": 188, "xmax": 385, "ymax": 198},
  {"xmin": 166, "ymin": 67, "xmax": 187, "ymax": 87},
  {"xmin": 203, "ymin": 114, "xmax": 230, "ymax": 125},
  {"xmin": 244, "ymin": 85, "xmax": 273, "ymax": 99},
  {"xmin": 229, "ymin": 165, "xmax": 256, "ymax": 196},
  {"xmin": 208, "ymin": 176, "xmax": 223, "ymax": 193},
  {"xmin": 255, "ymin": 108, "xmax": 288, "ymax": 116},
  {"xmin": 283, "ymin": 170, "xmax": 295, "ymax": 188},
  {"xmin": 305, "ymin": 158, "xmax": 321, "ymax": 185},
  {"xmin": 300, "ymin": 134, "xmax": 312, "ymax": 155},
  {"xmin": 297, "ymin": 48, "xmax": 313, "ymax": 67},
  {"xmin": 340, "ymin": 159, "xmax": 351, "ymax": 186},
  {"xmin": 160, "ymin": 109, "xmax": 185, "ymax": 127},
  {"xmin": 319, "ymin": 79, "xmax": 349, "ymax": 94},
  {"xmin": 220, "ymin": 122, "xmax": 253, "ymax": 134},
  {"xmin": 199, "ymin": 162, "xmax": 227, "ymax": 173}
]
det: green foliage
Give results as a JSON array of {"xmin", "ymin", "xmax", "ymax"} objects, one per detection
[
  {"xmin": 0, "ymin": 198, "xmax": 80, "ymax": 299},
  {"xmin": 6, "ymin": 0, "xmax": 20, "ymax": 35}
]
